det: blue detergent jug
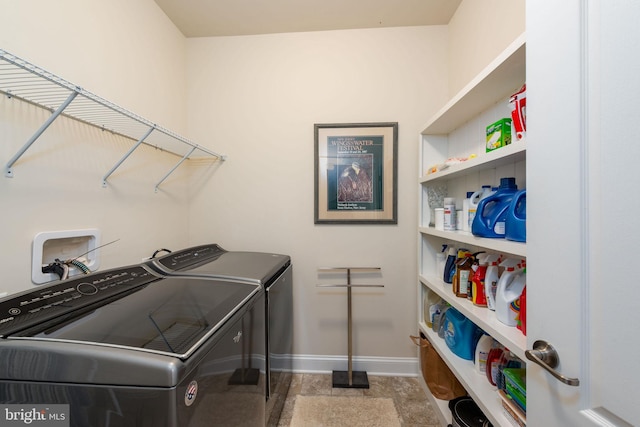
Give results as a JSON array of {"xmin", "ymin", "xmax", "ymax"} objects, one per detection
[
  {"xmin": 505, "ymin": 189, "xmax": 526, "ymax": 242},
  {"xmin": 443, "ymin": 307, "xmax": 482, "ymax": 360},
  {"xmin": 471, "ymin": 177, "xmax": 518, "ymax": 238}
]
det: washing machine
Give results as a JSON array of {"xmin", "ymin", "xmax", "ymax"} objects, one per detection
[
  {"xmin": 146, "ymin": 244, "xmax": 292, "ymax": 424},
  {"xmin": 0, "ymin": 263, "xmax": 266, "ymax": 427}
]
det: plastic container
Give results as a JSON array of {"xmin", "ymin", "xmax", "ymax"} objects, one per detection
[
  {"xmin": 454, "ymin": 254, "xmax": 474, "ymax": 298},
  {"xmin": 468, "ymin": 185, "xmax": 493, "ymax": 230},
  {"xmin": 472, "ymin": 177, "xmax": 519, "ymax": 238},
  {"xmin": 461, "ymin": 192, "xmax": 474, "ymax": 232},
  {"xmin": 484, "ymin": 254, "xmax": 501, "ymax": 311},
  {"xmin": 471, "ymin": 253, "xmax": 489, "ymax": 306},
  {"xmin": 486, "ymin": 346, "xmax": 505, "ymax": 386},
  {"xmin": 475, "ymin": 334, "xmax": 494, "ymax": 376},
  {"xmin": 496, "ymin": 263, "xmax": 526, "ymax": 327},
  {"xmin": 436, "ymin": 306, "xmax": 451, "ymax": 338},
  {"xmin": 423, "ymin": 289, "xmax": 442, "ymax": 327},
  {"xmin": 510, "ymin": 84, "xmax": 527, "ymax": 140},
  {"xmin": 495, "ymin": 352, "xmax": 524, "ymax": 391},
  {"xmin": 444, "ymin": 307, "xmax": 481, "ymax": 360},
  {"xmin": 505, "ymin": 189, "xmax": 526, "ymax": 242},
  {"xmin": 443, "ymin": 246, "xmax": 458, "ymax": 284},
  {"xmin": 444, "ymin": 197, "xmax": 457, "ymax": 231},
  {"xmin": 517, "ymin": 286, "xmax": 526, "ymax": 335},
  {"xmin": 486, "ymin": 346, "xmax": 523, "ymax": 388},
  {"xmin": 434, "ymin": 208, "xmax": 445, "ymax": 230}
]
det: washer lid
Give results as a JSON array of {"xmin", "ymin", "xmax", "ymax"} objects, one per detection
[
  {"xmin": 150, "ymin": 244, "xmax": 290, "ymax": 285},
  {"xmin": 3, "ymin": 272, "xmax": 260, "ymax": 359}
]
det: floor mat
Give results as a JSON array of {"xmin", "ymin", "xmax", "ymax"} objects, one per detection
[{"xmin": 289, "ymin": 395, "xmax": 401, "ymax": 427}]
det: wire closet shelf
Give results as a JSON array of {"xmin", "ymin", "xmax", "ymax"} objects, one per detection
[{"xmin": 0, "ymin": 48, "xmax": 225, "ymax": 190}]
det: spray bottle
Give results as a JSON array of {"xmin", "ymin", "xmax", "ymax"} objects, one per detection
[
  {"xmin": 495, "ymin": 260, "xmax": 526, "ymax": 326},
  {"xmin": 483, "ymin": 254, "xmax": 501, "ymax": 311}
]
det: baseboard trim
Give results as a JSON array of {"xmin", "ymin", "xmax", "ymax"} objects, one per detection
[{"xmin": 289, "ymin": 354, "xmax": 419, "ymax": 377}]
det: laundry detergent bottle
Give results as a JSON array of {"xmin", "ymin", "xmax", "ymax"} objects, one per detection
[
  {"xmin": 471, "ymin": 253, "xmax": 489, "ymax": 306},
  {"xmin": 495, "ymin": 261, "xmax": 526, "ymax": 326},
  {"xmin": 484, "ymin": 254, "xmax": 501, "ymax": 311},
  {"xmin": 472, "ymin": 177, "xmax": 519, "ymax": 238},
  {"xmin": 454, "ymin": 253, "xmax": 474, "ymax": 298},
  {"xmin": 517, "ymin": 286, "xmax": 527, "ymax": 335},
  {"xmin": 505, "ymin": 189, "xmax": 527, "ymax": 242},
  {"xmin": 468, "ymin": 185, "xmax": 493, "ymax": 230},
  {"xmin": 443, "ymin": 246, "xmax": 458, "ymax": 284}
]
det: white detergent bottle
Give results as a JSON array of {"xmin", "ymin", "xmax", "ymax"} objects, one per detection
[
  {"xmin": 461, "ymin": 192, "xmax": 473, "ymax": 232},
  {"xmin": 495, "ymin": 260, "xmax": 526, "ymax": 326},
  {"xmin": 483, "ymin": 254, "xmax": 501, "ymax": 311},
  {"xmin": 474, "ymin": 333, "xmax": 495, "ymax": 375},
  {"xmin": 468, "ymin": 185, "xmax": 494, "ymax": 230}
]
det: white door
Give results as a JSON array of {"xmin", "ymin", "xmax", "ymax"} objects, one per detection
[{"xmin": 527, "ymin": 1, "xmax": 640, "ymax": 426}]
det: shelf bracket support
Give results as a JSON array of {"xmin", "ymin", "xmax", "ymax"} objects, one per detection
[
  {"xmin": 102, "ymin": 125, "xmax": 155, "ymax": 187},
  {"xmin": 154, "ymin": 146, "xmax": 197, "ymax": 192},
  {"xmin": 5, "ymin": 90, "xmax": 79, "ymax": 178}
]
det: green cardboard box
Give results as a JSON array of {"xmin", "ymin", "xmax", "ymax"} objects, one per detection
[{"xmin": 486, "ymin": 118, "xmax": 512, "ymax": 153}]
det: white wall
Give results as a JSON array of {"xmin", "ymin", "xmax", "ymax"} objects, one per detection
[
  {"xmin": 448, "ymin": 0, "xmax": 526, "ymax": 96},
  {"xmin": 0, "ymin": 0, "xmax": 187, "ymax": 132},
  {"xmin": 0, "ymin": 0, "xmax": 192, "ymax": 294},
  {"xmin": 0, "ymin": 0, "xmax": 525, "ymax": 372},
  {"xmin": 185, "ymin": 27, "xmax": 450, "ymax": 362}
]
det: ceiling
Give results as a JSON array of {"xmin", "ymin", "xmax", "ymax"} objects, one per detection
[{"xmin": 154, "ymin": 0, "xmax": 462, "ymax": 37}]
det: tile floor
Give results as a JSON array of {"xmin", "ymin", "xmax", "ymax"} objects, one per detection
[{"xmin": 274, "ymin": 373, "xmax": 442, "ymax": 427}]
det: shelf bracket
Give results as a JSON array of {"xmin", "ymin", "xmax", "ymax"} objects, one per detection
[
  {"xmin": 5, "ymin": 90, "xmax": 79, "ymax": 178},
  {"xmin": 154, "ymin": 146, "xmax": 197, "ymax": 192},
  {"xmin": 102, "ymin": 125, "xmax": 155, "ymax": 187}
]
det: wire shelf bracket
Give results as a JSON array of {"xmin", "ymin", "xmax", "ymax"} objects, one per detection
[{"xmin": 0, "ymin": 48, "xmax": 226, "ymax": 189}]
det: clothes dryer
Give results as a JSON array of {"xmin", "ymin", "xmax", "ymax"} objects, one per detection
[{"xmin": 146, "ymin": 243, "xmax": 292, "ymax": 422}]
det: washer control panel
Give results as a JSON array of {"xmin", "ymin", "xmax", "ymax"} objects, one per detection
[
  {"xmin": 153, "ymin": 244, "xmax": 226, "ymax": 271},
  {"xmin": 0, "ymin": 266, "xmax": 158, "ymax": 337}
]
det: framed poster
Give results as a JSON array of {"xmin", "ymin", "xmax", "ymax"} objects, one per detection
[{"xmin": 314, "ymin": 122, "xmax": 398, "ymax": 224}]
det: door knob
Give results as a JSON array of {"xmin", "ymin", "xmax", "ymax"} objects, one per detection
[{"xmin": 525, "ymin": 340, "xmax": 580, "ymax": 386}]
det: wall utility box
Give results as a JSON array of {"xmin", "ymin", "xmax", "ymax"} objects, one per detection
[{"xmin": 32, "ymin": 229, "xmax": 101, "ymax": 284}]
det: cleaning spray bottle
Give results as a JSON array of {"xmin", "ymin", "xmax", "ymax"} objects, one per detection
[
  {"xmin": 467, "ymin": 251, "xmax": 485, "ymax": 301},
  {"xmin": 471, "ymin": 253, "xmax": 489, "ymax": 306},
  {"xmin": 495, "ymin": 260, "xmax": 526, "ymax": 326},
  {"xmin": 483, "ymin": 254, "xmax": 501, "ymax": 311}
]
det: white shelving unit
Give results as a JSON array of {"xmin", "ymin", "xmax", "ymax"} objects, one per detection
[
  {"xmin": 0, "ymin": 49, "xmax": 226, "ymax": 190},
  {"xmin": 417, "ymin": 33, "xmax": 526, "ymax": 427}
]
